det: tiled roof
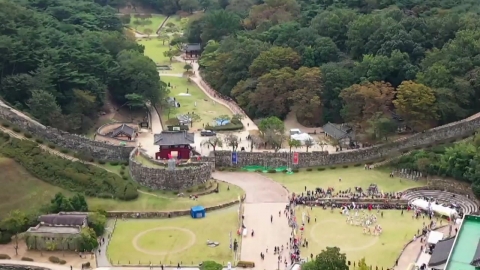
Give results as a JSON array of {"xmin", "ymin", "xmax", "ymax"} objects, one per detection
[
  {"xmin": 111, "ymin": 124, "xmax": 135, "ymax": 138},
  {"xmin": 322, "ymin": 122, "xmax": 354, "ymax": 140},
  {"xmin": 428, "ymin": 237, "xmax": 455, "ymax": 266},
  {"xmin": 154, "ymin": 131, "xmax": 195, "ymax": 145},
  {"xmin": 39, "ymin": 214, "xmax": 86, "ymax": 226},
  {"xmin": 185, "ymin": 43, "xmax": 201, "ymax": 52}
]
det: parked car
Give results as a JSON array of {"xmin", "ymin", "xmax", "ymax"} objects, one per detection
[{"xmin": 200, "ymin": 130, "xmax": 216, "ymax": 136}]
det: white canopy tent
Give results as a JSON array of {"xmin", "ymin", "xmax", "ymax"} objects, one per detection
[
  {"xmin": 427, "ymin": 231, "xmax": 444, "ymax": 244},
  {"xmin": 411, "ymin": 199, "xmax": 458, "ymax": 217},
  {"xmin": 290, "ymin": 133, "xmax": 315, "ymax": 144}
]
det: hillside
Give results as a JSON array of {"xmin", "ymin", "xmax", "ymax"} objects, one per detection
[{"xmin": 0, "ymin": 156, "xmax": 69, "ymax": 219}]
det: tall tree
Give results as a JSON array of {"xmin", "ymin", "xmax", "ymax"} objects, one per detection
[
  {"xmin": 393, "ymin": 81, "xmax": 438, "ymax": 131},
  {"xmin": 1, "ymin": 210, "xmax": 27, "ymax": 255},
  {"xmin": 302, "ymin": 247, "xmax": 349, "ymax": 270}
]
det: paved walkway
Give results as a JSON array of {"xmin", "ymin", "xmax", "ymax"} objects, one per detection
[
  {"xmin": 213, "ymin": 172, "xmax": 291, "ymax": 270},
  {"xmin": 394, "ymin": 225, "xmax": 455, "ymax": 270}
]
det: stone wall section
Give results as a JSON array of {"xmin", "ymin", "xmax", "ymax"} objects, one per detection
[
  {"xmin": 0, "ymin": 105, "xmax": 134, "ymax": 161},
  {"xmin": 129, "ymin": 149, "xmax": 213, "ymax": 190},
  {"xmin": 214, "ymin": 114, "xmax": 480, "ymax": 167}
]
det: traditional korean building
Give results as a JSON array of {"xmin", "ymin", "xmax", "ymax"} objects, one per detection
[
  {"xmin": 184, "ymin": 43, "xmax": 201, "ymax": 58},
  {"xmin": 154, "ymin": 131, "xmax": 195, "ymax": 160},
  {"xmin": 108, "ymin": 124, "xmax": 136, "ymax": 141}
]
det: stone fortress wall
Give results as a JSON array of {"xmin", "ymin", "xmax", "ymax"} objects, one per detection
[
  {"xmin": 1, "ymin": 96, "xmax": 480, "ymax": 167},
  {"xmin": 128, "ymin": 148, "xmax": 213, "ymax": 190},
  {"xmin": 214, "ymin": 113, "xmax": 480, "ymax": 167},
  {"xmin": 0, "ymin": 104, "xmax": 134, "ymax": 161}
]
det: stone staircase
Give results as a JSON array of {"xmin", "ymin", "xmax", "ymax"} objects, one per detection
[{"xmin": 401, "ymin": 189, "xmax": 479, "ymax": 214}]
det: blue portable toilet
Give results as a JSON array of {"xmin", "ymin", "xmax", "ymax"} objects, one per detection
[{"xmin": 190, "ymin": 205, "xmax": 206, "ymax": 219}]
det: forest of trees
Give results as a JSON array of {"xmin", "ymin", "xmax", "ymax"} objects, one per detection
[
  {"xmin": 0, "ymin": 0, "xmax": 167, "ymax": 133},
  {"xmin": 146, "ymin": 0, "xmax": 480, "ymax": 142}
]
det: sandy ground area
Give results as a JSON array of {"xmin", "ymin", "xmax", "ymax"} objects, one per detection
[{"xmin": 213, "ymin": 172, "xmax": 291, "ymax": 269}]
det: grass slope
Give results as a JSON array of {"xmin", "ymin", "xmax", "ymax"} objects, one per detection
[
  {"xmin": 0, "ymin": 156, "xmax": 70, "ymax": 218},
  {"xmin": 160, "ymin": 77, "xmax": 232, "ymax": 129}
]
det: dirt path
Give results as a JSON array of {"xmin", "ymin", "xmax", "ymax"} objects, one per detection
[{"xmin": 213, "ymin": 172, "xmax": 290, "ymax": 269}]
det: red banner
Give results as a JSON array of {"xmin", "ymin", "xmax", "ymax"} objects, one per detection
[{"xmin": 293, "ymin": 152, "xmax": 299, "ymax": 165}]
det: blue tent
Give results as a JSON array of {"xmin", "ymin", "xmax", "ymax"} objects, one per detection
[{"xmin": 190, "ymin": 205, "xmax": 206, "ymax": 219}]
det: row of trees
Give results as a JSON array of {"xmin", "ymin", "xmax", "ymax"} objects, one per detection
[
  {"xmin": 0, "ymin": 192, "xmax": 104, "ymax": 254},
  {"xmin": 390, "ymin": 135, "xmax": 480, "ymax": 197},
  {"xmin": 180, "ymin": 0, "xmax": 480, "ymax": 141},
  {"xmin": 0, "ymin": 0, "xmax": 167, "ymax": 133}
]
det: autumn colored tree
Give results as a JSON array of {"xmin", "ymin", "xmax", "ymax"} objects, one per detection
[
  {"xmin": 339, "ymin": 81, "xmax": 395, "ymax": 131},
  {"xmin": 393, "ymin": 81, "xmax": 438, "ymax": 131},
  {"xmin": 249, "ymin": 47, "xmax": 301, "ymax": 77},
  {"xmin": 290, "ymin": 67, "xmax": 324, "ymax": 126}
]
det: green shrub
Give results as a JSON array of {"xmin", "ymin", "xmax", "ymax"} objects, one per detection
[
  {"xmin": 119, "ymin": 171, "xmax": 125, "ymax": 175},
  {"xmin": 267, "ymin": 169, "xmax": 276, "ymax": 173},
  {"xmin": 354, "ymin": 163, "xmax": 362, "ymax": 167},
  {"xmin": 186, "ymin": 188, "xmax": 193, "ymax": 193},
  {"xmin": 1, "ymin": 122, "xmax": 10, "ymax": 128},
  {"xmin": 292, "ymin": 168, "xmax": 299, "ymax": 173},
  {"xmin": 0, "ymin": 138, "xmax": 138, "ymax": 201},
  {"xmin": 49, "ymin": 256, "xmax": 60, "ymax": 264},
  {"xmin": 98, "ymin": 160, "xmax": 106, "ymax": 165},
  {"xmin": 205, "ymin": 122, "xmax": 244, "ymax": 131},
  {"xmin": 2, "ymin": 133, "xmax": 9, "ymax": 139},
  {"xmin": 24, "ymin": 133, "xmax": 33, "ymax": 138},
  {"xmin": 254, "ymin": 169, "xmax": 263, "ymax": 172},
  {"xmin": 12, "ymin": 127, "xmax": 21, "ymax": 133},
  {"xmin": 21, "ymin": 257, "xmax": 34, "ymax": 261},
  {"xmin": 121, "ymin": 165, "xmax": 126, "ymax": 170},
  {"xmin": 317, "ymin": 167, "xmax": 325, "ymax": 171},
  {"xmin": 306, "ymin": 168, "xmax": 312, "ymax": 171},
  {"xmin": 342, "ymin": 165, "xmax": 348, "ymax": 168},
  {"xmin": 122, "ymin": 161, "xmax": 129, "ymax": 166},
  {"xmin": 47, "ymin": 143, "xmax": 56, "ymax": 149},
  {"xmin": 110, "ymin": 161, "xmax": 119, "ymax": 166},
  {"xmin": 0, "ymin": 254, "xmax": 11, "ymax": 259},
  {"xmin": 0, "ymin": 232, "xmax": 12, "ymax": 244},
  {"xmin": 122, "ymin": 176, "xmax": 128, "ymax": 180},
  {"xmin": 59, "ymin": 260, "xmax": 66, "ymax": 265},
  {"xmin": 330, "ymin": 166, "xmax": 337, "ymax": 169},
  {"xmin": 237, "ymin": 261, "xmax": 255, "ymax": 268},
  {"xmin": 60, "ymin": 149, "xmax": 69, "ymax": 154},
  {"xmin": 35, "ymin": 138, "xmax": 43, "ymax": 144}
]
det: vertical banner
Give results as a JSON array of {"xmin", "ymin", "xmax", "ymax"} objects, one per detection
[
  {"xmin": 232, "ymin": 152, "xmax": 238, "ymax": 164},
  {"xmin": 293, "ymin": 152, "xmax": 299, "ymax": 165}
]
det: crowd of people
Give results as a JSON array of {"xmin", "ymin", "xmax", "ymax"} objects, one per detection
[{"xmin": 293, "ymin": 185, "xmax": 404, "ymax": 204}]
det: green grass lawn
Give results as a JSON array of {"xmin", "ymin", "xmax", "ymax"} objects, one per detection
[
  {"xmin": 0, "ymin": 157, "xmax": 70, "ymax": 218},
  {"xmin": 160, "ymin": 77, "xmax": 233, "ymax": 129},
  {"xmin": 88, "ymin": 181, "xmax": 243, "ymax": 211},
  {"xmin": 0, "ymin": 156, "xmax": 242, "ymax": 215},
  {"xmin": 129, "ymin": 14, "xmax": 167, "ymax": 34},
  {"xmin": 269, "ymin": 167, "xmax": 426, "ymax": 194},
  {"xmin": 137, "ymin": 39, "xmax": 171, "ymax": 64},
  {"xmin": 107, "ymin": 206, "xmax": 239, "ymax": 266},
  {"xmin": 298, "ymin": 209, "xmax": 426, "ymax": 267}
]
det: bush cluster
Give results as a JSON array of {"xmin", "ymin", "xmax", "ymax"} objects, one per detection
[
  {"xmin": 21, "ymin": 257, "xmax": 34, "ymax": 261},
  {"xmin": 0, "ymin": 254, "xmax": 11, "ymax": 259},
  {"xmin": 205, "ymin": 121, "xmax": 244, "ymax": 131},
  {"xmin": 0, "ymin": 138, "xmax": 138, "ymax": 200},
  {"xmin": 237, "ymin": 261, "xmax": 255, "ymax": 268}
]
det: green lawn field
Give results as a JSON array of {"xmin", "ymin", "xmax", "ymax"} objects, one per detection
[
  {"xmin": 107, "ymin": 206, "xmax": 239, "ymax": 266},
  {"xmin": 160, "ymin": 77, "xmax": 233, "ymax": 129},
  {"xmin": 129, "ymin": 14, "xmax": 167, "ymax": 34},
  {"xmin": 269, "ymin": 167, "xmax": 426, "ymax": 194},
  {"xmin": 137, "ymin": 39, "xmax": 171, "ymax": 64},
  {"xmin": 0, "ymin": 156, "xmax": 242, "ymax": 216},
  {"xmin": 297, "ymin": 209, "xmax": 425, "ymax": 267}
]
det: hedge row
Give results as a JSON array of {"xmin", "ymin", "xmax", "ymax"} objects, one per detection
[
  {"xmin": 205, "ymin": 121, "xmax": 243, "ymax": 131},
  {"xmin": 0, "ymin": 138, "xmax": 138, "ymax": 201}
]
